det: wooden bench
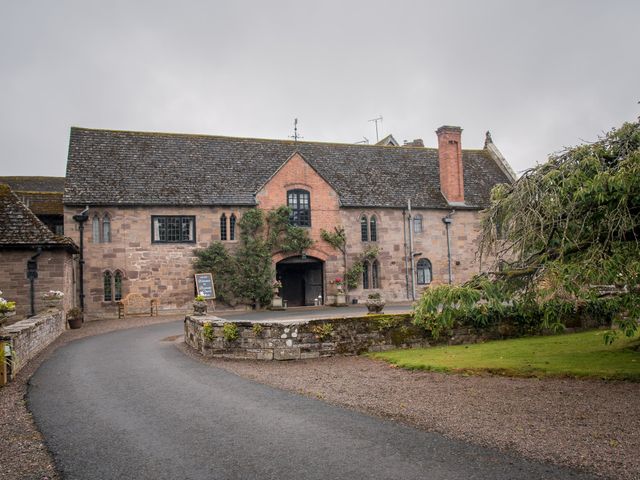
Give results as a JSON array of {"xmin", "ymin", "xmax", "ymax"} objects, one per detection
[{"xmin": 117, "ymin": 293, "xmax": 159, "ymax": 318}]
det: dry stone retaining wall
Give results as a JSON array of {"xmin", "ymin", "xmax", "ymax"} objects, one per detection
[
  {"xmin": 1, "ymin": 309, "xmax": 66, "ymax": 377},
  {"xmin": 184, "ymin": 313, "xmax": 507, "ymax": 360}
]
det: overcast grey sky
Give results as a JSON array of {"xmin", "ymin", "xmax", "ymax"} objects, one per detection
[{"xmin": 1, "ymin": 0, "xmax": 638, "ymax": 177}]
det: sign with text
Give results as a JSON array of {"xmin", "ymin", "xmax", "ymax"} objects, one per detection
[{"xmin": 194, "ymin": 273, "xmax": 216, "ymax": 299}]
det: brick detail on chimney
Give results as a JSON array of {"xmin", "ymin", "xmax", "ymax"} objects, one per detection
[{"xmin": 436, "ymin": 126, "xmax": 464, "ymax": 203}]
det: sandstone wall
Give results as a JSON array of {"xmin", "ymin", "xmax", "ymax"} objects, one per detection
[
  {"xmin": 340, "ymin": 208, "xmax": 485, "ymax": 302},
  {"xmin": 0, "ymin": 249, "xmax": 75, "ymax": 319},
  {"xmin": 64, "ymin": 206, "xmax": 249, "ymax": 318}
]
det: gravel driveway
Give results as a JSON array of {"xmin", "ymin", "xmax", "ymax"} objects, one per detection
[{"xmin": 179, "ymin": 346, "xmax": 640, "ymax": 480}]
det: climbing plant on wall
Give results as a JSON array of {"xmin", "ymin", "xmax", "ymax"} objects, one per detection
[{"xmin": 194, "ymin": 206, "xmax": 314, "ymax": 308}]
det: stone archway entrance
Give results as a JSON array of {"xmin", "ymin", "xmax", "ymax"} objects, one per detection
[{"xmin": 276, "ymin": 256, "xmax": 324, "ymax": 307}]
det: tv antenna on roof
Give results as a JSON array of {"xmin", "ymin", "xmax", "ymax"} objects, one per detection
[
  {"xmin": 289, "ymin": 118, "xmax": 303, "ymax": 144},
  {"xmin": 355, "ymin": 137, "xmax": 369, "ymax": 144},
  {"xmin": 368, "ymin": 116, "xmax": 383, "ymax": 142}
]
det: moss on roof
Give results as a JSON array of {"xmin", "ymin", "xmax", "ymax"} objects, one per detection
[{"xmin": 0, "ymin": 184, "xmax": 76, "ymax": 250}]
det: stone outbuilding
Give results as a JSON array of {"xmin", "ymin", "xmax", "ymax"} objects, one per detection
[
  {"xmin": 62, "ymin": 125, "xmax": 515, "ymax": 318},
  {"xmin": 0, "ymin": 184, "xmax": 78, "ymax": 319}
]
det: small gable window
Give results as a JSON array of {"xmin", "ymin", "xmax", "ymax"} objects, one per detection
[
  {"xmin": 230, "ymin": 214, "xmax": 236, "ymax": 241},
  {"xmin": 360, "ymin": 215, "xmax": 368, "ymax": 242},
  {"xmin": 220, "ymin": 214, "xmax": 227, "ymax": 241},
  {"xmin": 369, "ymin": 216, "xmax": 377, "ymax": 242},
  {"xmin": 152, "ymin": 216, "xmax": 195, "ymax": 243},
  {"xmin": 413, "ymin": 214, "xmax": 423, "ymax": 234},
  {"xmin": 288, "ymin": 189, "xmax": 311, "ymax": 227},
  {"xmin": 103, "ymin": 271, "xmax": 113, "ymax": 301},
  {"xmin": 417, "ymin": 258, "xmax": 432, "ymax": 285}
]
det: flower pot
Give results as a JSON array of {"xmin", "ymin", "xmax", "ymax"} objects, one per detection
[
  {"xmin": 68, "ymin": 317, "xmax": 83, "ymax": 329},
  {"xmin": 45, "ymin": 300, "xmax": 62, "ymax": 309},
  {"xmin": 193, "ymin": 301, "xmax": 208, "ymax": 316},
  {"xmin": 335, "ymin": 293, "xmax": 347, "ymax": 306},
  {"xmin": 366, "ymin": 298, "xmax": 385, "ymax": 314}
]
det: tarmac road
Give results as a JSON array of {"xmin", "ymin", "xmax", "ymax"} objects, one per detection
[{"xmin": 28, "ymin": 320, "xmax": 596, "ymax": 480}]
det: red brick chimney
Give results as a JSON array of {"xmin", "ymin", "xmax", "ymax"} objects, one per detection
[{"xmin": 436, "ymin": 126, "xmax": 464, "ymax": 203}]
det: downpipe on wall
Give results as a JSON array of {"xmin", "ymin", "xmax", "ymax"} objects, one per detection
[
  {"xmin": 442, "ymin": 211, "xmax": 455, "ymax": 285},
  {"xmin": 72, "ymin": 207, "xmax": 89, "ymax": 312},
  {"xmin": 27, "ymin": 248, "xmax": 42, "ymax": 317}
]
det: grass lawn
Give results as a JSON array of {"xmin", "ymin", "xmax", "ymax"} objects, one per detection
[{"xmin": 369, "ymin": 330, "xmax": 640, "ymax": 381}]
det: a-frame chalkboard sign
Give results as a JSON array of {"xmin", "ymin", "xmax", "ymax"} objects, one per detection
[{"xmin": 194, "ymin": 273, "xmax": 216, "ymax": 299}]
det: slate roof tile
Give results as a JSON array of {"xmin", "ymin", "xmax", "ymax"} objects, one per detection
[
  {"xmin": 64, "ymin": 127, "xmax": 511, "ymax": 209},
  {"xmin": 0, "ymin": 184, "xmax": 77, "ymax": 250}
]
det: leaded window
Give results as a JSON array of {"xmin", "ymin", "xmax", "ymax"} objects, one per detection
[
  {"xmin": 230, "ymin": 214, "xmax": 236, "ymax": 241},
  {"xmin": 372, "ymin": 260, "xmax": 380, "ymax": 289},
  {"xmin": 103, "ymin": 271, "xmax": 112, "ymax": 301},
  {"xmin": 413, "ymin": 214, "xmax": 423, "ymax": 234},
  {"xmin": 220, "ymin": 214, "xmax": 227, "ymax": 241},
  {"xmin": 114, "ymin": 271, "xmax": 123, "ymax": 301},
  {"xmin": 92, "ymin": 215, "xmax": 100, "ymax": 243},
  {"xmin": 152, "ymin": 216, "xmax": 195, "ymax": 243},
  {"xmin": 287, "ymin": 189, "xmax": 311, "ymax": 227},
  {"xmin": 417, "ymin": 258, "xmax": 432, "ymax": 285},
  {"xmin": 102, "ymin": 214, "xmax": 111, "ymax": 243},
  {"xmin": 370, "ymin": 216, "xmax": 377, "ymax": 242},
  {"xmin": 362, "ymin": 261, "xmax": 370, "ymax": 289},
  {"xmin": 360, "ymin": 215, "xmax": 368, "ymax": 242}
]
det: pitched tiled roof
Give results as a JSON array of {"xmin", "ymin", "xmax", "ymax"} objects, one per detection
[
  {"xmin": 0, "ymin": 176, "xmax": 64, "ymax": 215},
  {"xmin": 65, "ymin": 127, "xmax": 511, "ymax": 209},
  {"xmin": 0, "ymin": 176, "xmax": 65, "ymax": 193},
  {"xmin": 0, "ymin": 184, "xmax": 77, "ymax": 250}
]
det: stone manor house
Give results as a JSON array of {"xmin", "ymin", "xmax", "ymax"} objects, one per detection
[{"xmin": 57, "ymin": 125, "xmax": 515, "ymax": 317}]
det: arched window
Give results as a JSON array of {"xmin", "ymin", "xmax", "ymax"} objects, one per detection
[
  {"xmin": 102, "ymin": 214, "xmax": 111, "ymax": 243},
  {"xmin": 362, "ymin": 261, "xmax": 370, "ymax": 289},
  {"xmin": 372, "ymin": 260, "xmax": 380, "ymax": 289},
  {"xmin": 413, "ymin": 214, "xmax": 423, "ymax": 233},
  {"xmin": 103, "ymin": 271, "xmax": 113, "ymax": 301},
  {"xmin": 370, "ymin": 216, "xmax": 377, "ymax": 242},
  {"xmin": 229, "ymin": 214, "xmax": 236, "ymax": 241},
  {"xmin": 287, "ymin": 189, "xmax": 311, "ymax": 227},
  {"xmin": 92, "ymin": 215, "xmax": 101, "ymax": 243},
  {"xmin": 416, "ymin": 258, "xmax": 432, "ymax": 285},
  {"xmin": 114, "ymin": 271, "xmax": 123, "ymax": 301},
  {"xmin": 360, "ymin": 215, "xmax": 368, "ymax": 242},
  {"xmin": 220, "ymin": 213, "xmax": 227, "ymax": 241}
]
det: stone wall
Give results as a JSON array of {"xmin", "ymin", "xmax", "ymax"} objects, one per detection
[
  {"xmin": 64, "ymin": 205, "xmax": 249, "ymax": 319},
  {"xmin": 340, "ymin": 208, "xmax": 485, "ymax": 302},
  {"xmin": 184, "ymin": 313, "xmax": 506, "ymax": 361},
  {"xmin": 65, "ymin": 175, "xmax": 487, "ymax": 318},
  {"xmin": 1, "ymin": 309, "xmax": 66, "ymax": 378},
  {"xmin": 0, "ymin": 248, "xmax": 75, "ymax": 320}
]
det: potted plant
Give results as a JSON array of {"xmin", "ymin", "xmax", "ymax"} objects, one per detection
[
  {"xmin": 365, "ymin": 292, "xmax": 385, "ymax": 314},
  {"xmin": 334, "ymin": 278, "xmax": 347, "ymax": 306},
  {"xmin": 193, "ymin": 295, "xmax": 208, "ymax": 316},
  {"xmin": 43, "ymin": 290, "xmax": 64, "ymax": 309},
  {"xmin": 0, "ymin": 290, "xmax": 16, "ymax": 327},
  {"xmin": 66, "ymin": 307, "xmax": 83, "ymax": 329}
]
